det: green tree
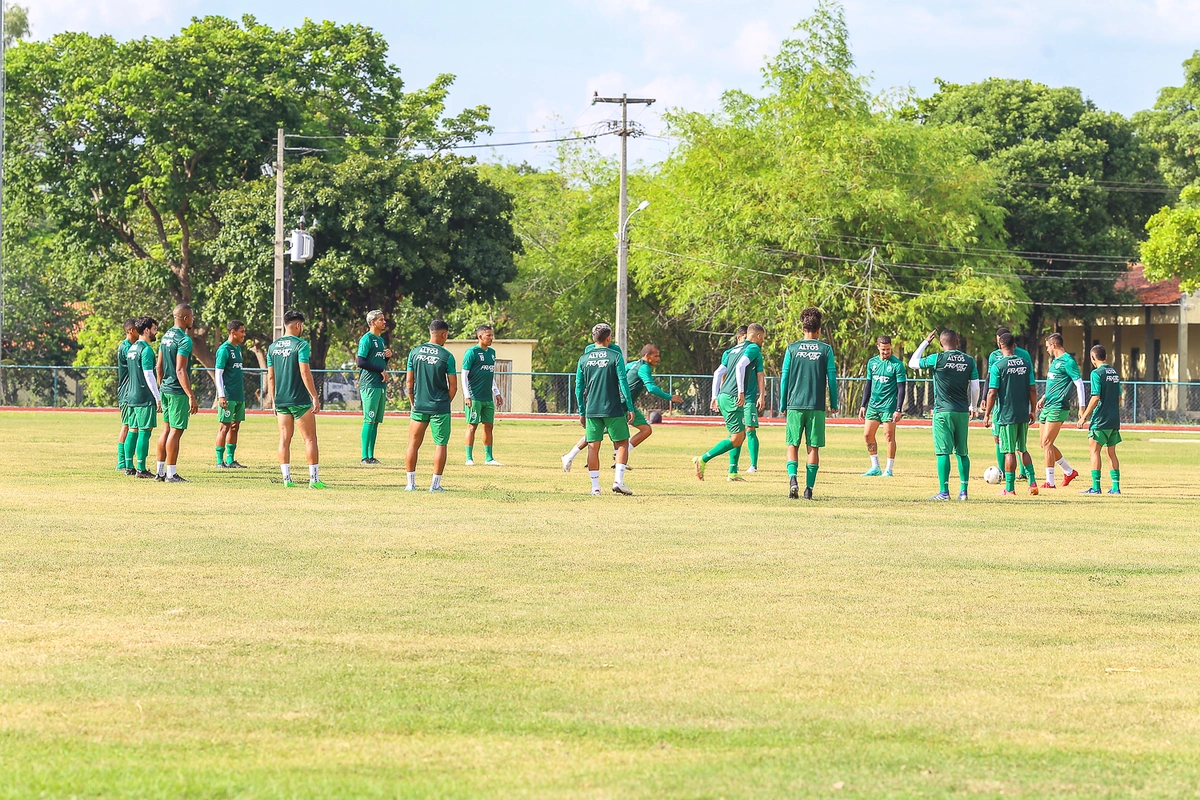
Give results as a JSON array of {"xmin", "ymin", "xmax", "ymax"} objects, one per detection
[{"xmin": 4, "ymin": 3, "xmax": 29, "ymax": 47}]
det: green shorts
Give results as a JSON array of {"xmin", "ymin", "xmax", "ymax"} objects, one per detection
[
  {"xmin": 932, "ymin": 412, "xmax": 970, "ymax": 456},
  {"xmin": 785, "ymin": 409, "xmax": 826, "ymax": 448},
  {"xmin": 128, "ymin": 405, "xmax": 157, "ymax": 430},
  {"xmin": 998, "ymin": 423, "xmax": 1029, "ymax": 454},
  {"xmin": 361, "ymin": 387, "xmax": 386, "ymax": 424},
  {"xmin": 119, "ymin": 404, "xmax": 133, "ymax": 426},
  {"xmin": 412, "ymin": 411, "xmax": 451, "ymax": 445},
  {"xmin": 218, "ymin": 400, "xmax": 246, "ymax": 424},
  {"xmin": 161, "ymin": 392, "xmax": 191, "ymax": 431},
  {"xmin": 1039, "ymin": 407, "xmax": 1070, "ymax": 423},
  {"xmin": 742, "ymin": 401, "xmax": 759, "ymax": 429},
  {"xmin": 275, "ymin": 404, "xmax": 312, "ymax": 419},
  {"xmin": 1089, "ymin": 428, "xmax": 1122, "ymax": 447},
  {"xmin": 717, "ymin": 394, "xmax": 746, "ymax": 435},
  {"xmin": 865, "ymin": 406, "xmax": 896, "ymax": 423},
  {"xmin": 630, "ymin": 407, "xmax": 649, "ymax": 428},
  {"xmin": 992, "ymin": 419, "xmax": 1001, "ymax": 438},
  {"xmin": 466, "ymin": 400, "xmax": 495, "ymax": 426},
  {"xmin": 584, "ymin": 415, "xmax": 630, "ymax": 444}
]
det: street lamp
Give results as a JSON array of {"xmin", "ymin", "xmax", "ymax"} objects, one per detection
[{"xmin": 616, "ymin": 199, "xmax": 649, "ymax": 354}]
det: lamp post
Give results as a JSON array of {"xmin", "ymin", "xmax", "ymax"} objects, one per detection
[{"xmin": 616, "ymin": 199, "xmax": 649, "ymax": 354}]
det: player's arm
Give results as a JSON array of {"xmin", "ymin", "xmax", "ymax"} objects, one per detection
[
  {"xmin": 756, "ymin": 359, "xmax": 766, "ymax": 411},
  {"xmin": 733, "ymin": 355, "xmax": 751, "ymax": 407},
  {"xmin": 404, "ymin": 351, "xmax": 415, "ymax": 402},
  {"xmin": 445, "ymin": 354, "xmax": 458, "ymax": 403},
  {"xmin": 826, "ymin": 351, "xmax": 839, "ymax": 416},
  {"xmin": 141, "ymin": 345, "xmax": 161, "ymax": 410},
  {"xmin": 266, "ymin": 365, "xmax": 275, "ymax": 405},
  {"xmin": 615, "ymin": 352, "xmax": 635, "ymax": 422},
  {"xmin": 1077, "ymin": 395, "xmax": 1100, "ymax": 429},
  {"xmin": 710, "ymin": 363, "xmax": 726, "ymax": 410},
  {"xmin": 640, "ymin": 363, "xmax": 674, "ymax": 402},
  {"xmin": 299, "ymin": 362, "xmax": 321, "ymax": 413},
  {"xmin": 1028, "ymin": 384, "xmax": 1037, "ymax": 423},
  {"xmin": 492, "ymin": 380, "xmax": 503, "ymax": 406},
  {"xmin": 575, "ymin": 358, "xmax": 586, "ymax": 426},
  {"xmin": 859, "ymin": 363, "xmax": 872, "ymax": 419},
  {"xmin": 983, "ymin": 364, "xmax": 1001, "ymax": 425},
  {"xmin": 908, "ymin": 331, "xmax": 936, "ymax": 370},
  {"xmin": 156, "ymin": 346, "xmax": 164, "ymax": 384},
  {"xmin": 779, "ymin": 347, "xmax": 792, "ymax": 412},
  {"xmin": 459, "ymin": 350, "xmax": 474, "ymax": 406}
]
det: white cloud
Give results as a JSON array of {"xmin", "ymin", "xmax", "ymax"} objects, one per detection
[
  {"xmin": 731, "ymin": 20, "xmax": 778, "ymax": 73},
  {"xmin": 577, "ymin": 0, "xmax": 702, "ymax": 67}
]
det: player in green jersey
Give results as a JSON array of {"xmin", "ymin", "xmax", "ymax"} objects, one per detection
[
  {"xmin": 779, "ymin": 310, "xmax": 837, "ymax": 500},
  {"xmin": 706, "ymin": 326, "xmax": 749, "ymax": 474},
  {"xmin": 116, "ymin": 318, "xmax": 138, "ymax": 473},
  {"xmin": 695, "ymin": 323, "xmax": 766, "ymax": 483},
  {"xmin": 406, "ymin": 319, "xmax": 458, "ymax": 492},
  {"xmin": 561, "ymin": 340, "xmax": 625, "ymax": 472},
  {"xmin": 124, "ymin": 316, "xmax": 162, "ymax": 478},
  {"xmin": 576, "ymin": 323, "xmax": 636, "ymax": 495},
  {"xmin": 1035, "ymin": 332, "xmax": 1084, "ymax": 489},
  {"xmin": 154, "ymin": 304, "xmax": 198, "ymax": 483},
  {"xmin": 858, "ymin": 335, "xmax": 907, "ymax": 477},
  {"xmin": 357, "ymin": 310, "xmax": 393, "ymax": 465},
  {"xmin": 462, "ymin": 324, "xmax": 505, "ymax": 467},
  {"xmin": 983, "ymin": 332, "xmax": 1039, "ymax": 496},
  {"xmin": 267, "ymin": 310, "xmax": 325, "ymax": 488},
  {"xmin": 986, "ymin": 327, "xmax": 1035, "ymax": 480},
  {"xmin": 214, "ymin": 321, "xmax": 248, "ymax": 469},
  {"xmin": 1077, "ymin": 344, "xmax": 1123, "ymax": 495},
  {"xmin": 624, "ymin": 344, "xmax": 682, "ymax": 459},
  {"xmin": 909, "ymin": 329, "xmax": 979, "ymax": 501}
]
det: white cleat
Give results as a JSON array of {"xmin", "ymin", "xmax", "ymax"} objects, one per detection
[
  {"xmin": 405, "ymin": 485, "xmax": 417, "ymax": 492},
  {"xmin": 464, "ymin": 459, "xmax": 475, "ymax": 466},
  {"xmin": 429, "ymin": 485, "xmax": 447, "ymax": 493},
  {"xmin": 745, "ymin": 466, "xmax": 758, "ymax": 474},
  {"xmin": 562, "ymin": 454, "xmax": 574, "ymax": 473},
  {"xmin": 590, "ymin": 488, "xmax": 602, "ymax": 496},
  {"xmin": 485, "ymin": 460, "xmax": 503, "ymax": 467},
  {"xmin": 612, "ymin": 483, "xmax": 633, "ymax": 496}
]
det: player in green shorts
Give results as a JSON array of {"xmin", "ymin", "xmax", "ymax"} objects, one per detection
[
  {"xmin": 910, "ymin": 329, "xmax": 979, "ymax": 500},
  {"xmin": 984, "ymin": 332, "xmax": 1039, "ymax": 497},
  {"xmin": 1035, "ymin": 332, "xmax": 1084, "ymax": 489},
  {"xmin": 357, "ymin": 310, "xmax": 393, "ymax": 465},
  {"xmin": 124, "ymin": 316, "xmax": 162, "ymax": 478},
  {"xmin": 987, "ymin": 326, "xmax": 1035, "ymax": 480},
  {"xmin": 576, "ymin": 323, "xmax": 636, "ymax": 495},
  {"xmin": 267, "ymin": 310, "xmax": 325, "ymax": 488},
  {"xmin": 116, "ymin": 318, "xmax": 138, "ymax": 473},
  {"xmin": 406, "ymin": 319, "xmax": 457, "ymax": 492},
  {"xmin": 779, "ymin": 309, "xmax": 837, "ymax": 500},
  {"xmin": 561, "ymin": 340, "xmax": 625, "ymax": 472},
  {"xmin": 859, "ymin": 334, "xmax": 907, "ymax": 477},
  {"xmin": 623, "ymin": 344, "xmax": 682, "ymax": 462},
  {"xmin": 154, "ymin": 304, "xmax": 198, "ymax": 483},
  {"xmin": 694, "ymin": 323, "xmax": 766, "ymax": 483},
  {"xmin": 1077, "ymin": 344, "xmax": 1122, "ymax": 495},
  {"xmin": 214, "ymin": 320, "xmax": 248, "ymax": 469},
  {"xmin": 462, "ymin": 324, "xmax": 504, "ymax": 467},
  {"xmin": 706, "ymin": 326, "xmax": 750, "ymax": 474}
]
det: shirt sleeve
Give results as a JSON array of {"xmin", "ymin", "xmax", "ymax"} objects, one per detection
[
  {"xmin": 462, "ymin": 348, "xmax": 476, "ymax": 372},
  {"xmin": 575, "ymin": 357, "xmax": 586, "ymax": 416},
  {"xmin": 918, "ymin": 354, "xmax": 938, "ymax": 370},
  {"xmin": 215, "ymin": 346, "xmax": 229, "ymax": 371},
  {"xmin": 826, "ymin": 348, "xmax": 839, "ymax": 411},
  {"xmin": 298, "ymin": 341, "xmax": 311, "ymax": 364},
  {"xmin": 895, "ymin": 360, "xmax": 906, "ymax": 383},
  {"xmin": 1091, "ymin": 370, "xmax": 1102, "ymax": 396},
  {"xmin": 733, "ymin": 355, "xmax": 752, "ymax": 392},
  {"xmin": 779, "ymin": 347, "xmax": 792, "ymax": 405},
  {"xmin": 615, "ymin": 353, "xmax": 634, "ymax": 411},
  {"xmin": 639, "ymin": 363, "xmax": 672, "ymax": 400},
  {"xmin": 356, "ymin": 335, "xmax": 371, "ymax": 359},
  {"xmin": 141, "ymin": 345, "xmax": 156, "ymax": 371},
  {"xmin": 1065, "ymin": 357, "xmax": 1081, "ymax": 381},
  {"xmin": 988, "ymin": 361, "xmax": 1001, "ymax": 390},
  {"xmin": 971, "ymin": 362, "xmax": 980, "ymax": 381}
]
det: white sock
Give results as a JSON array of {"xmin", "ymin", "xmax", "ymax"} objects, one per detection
[
  {"xmin": 309, "ymin": 464, "xmax": 319, "ymax": 483},
  {"xmin": 629, "ymin": 443, "xmax": 637, "ymax": 451},
  {"xmin": 431, "ymin": 473, "xmax": 442, "ymax": 489},
  {"xmin": 1057, "ymin": 457, "xmax": 1073, "ymax": 474},
  {"xmin": 406, "ymin": 471, "xmax": 416, "ymax": 489},
  {"xmin": 565, "ymin": 445, "xmax": 581, "ymax": 462},
  {"xmin": 615, "ymin": 463, "xmax": 627, "ymax": 484},
  {"xmin": 886, "ymin": 458, "xmax": 895, "ymax": 472},
  {"xmin": 589, "ymin": 470, "xmax": 601, "ymax": 492},
  {"xmin": 281, "ymin": 464, "xmax": 291, "ymax": 481},
  {"xmin": 156, "ymin": 461, "xmax": 166, "ymax": 477},
  {"xmin": 870, "ymin": 454, "xmax": 880, "ymax": 469},
  {"xmin": 1045, "ymin": 468, "xmax": 1055, "ymax": 486},
  {"xmin": 166, "ymin": 465, "xmax": 177, "ymax": 479}
]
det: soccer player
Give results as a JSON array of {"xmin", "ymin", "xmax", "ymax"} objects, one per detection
[
  {"xmin": 267, "ymin": 310, "xmax": 324, "ymax": 488},
  {"xmin": 694, "ymin": 324, "xmax": 765, "ymax": 483},
  {"xmin": 1035, "ymin": 332, "xmax": 1084, "ymax": 488},
  {"xmin": 116, "ymin": 318, "xmax": 138, "ymax": 473},
  {"xmin": 1077, "ymin": 344, "xmax": 1122, "ymax": 495},
  {"xmin": 575, "ymin": 323, "xmax": 636, "ymax": 495},
  {"xmin": 709, "ymin": 325, "xmax": 760, "ymax": 472},
  {"xmin": 124, "ymin": 316, "xmax": 161, "ymax": 478},
  {"xmin": 983, "ymin": 332, "xmax": 1039, "ymax": 496},
  {"xmin": 214, "ymin": 320, "xmax": 248, "ymax": 469},
  {"xmin": 561, "ymin": 339, "xmax": 624, "ymax": 472},
  {"xmin": 462, "ymin": 324, "xmax": 504, "ymax": 466},
  {"xmin": 909, "ymin": 329, "xmax": 979, "ymax": 501},
  {"xmin": 625, "ymin": 344, "xmax": 683, "ymax": 454},
  {"xmin": 405, "ymin": 319, "xmax": 458, "ymax": 491},
  {"xmin": 859, "ymin": 335, "xmax": 907, "ymax": 477},
  {"xmin": 986, "ymin": 326, "xmax": 1035, "ymax": 479},
  {"xmin": 357, "ymin": 310, "xmax": 392, "ymax": 465},
  {"xmin": 779, "ymin": 310, "xmax": 837, "ymax": 500},
  {"xmin": 154, "ymin": 304, "xmax": 198, "ymax": 483}
]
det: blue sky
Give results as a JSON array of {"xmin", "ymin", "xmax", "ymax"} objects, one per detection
[{"xmin": 26, "ymin": 0, "xmax": 1200, "ymax": 165}]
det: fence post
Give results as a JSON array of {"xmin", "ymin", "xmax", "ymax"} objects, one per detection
[
  {"xmin": 1132, "ymin": 383, "xmax": 1138, "ymax": 425},
  {"xmin": 668, "ymin": 376, "xmax": 673, "ymax": 404},
  {"xmin": 567, "ymin": 373, "xmax": 573, "ymax": 416},
  {"xmin": 52, "ymin": 368, "xmax": 59, "ymax": 408}
]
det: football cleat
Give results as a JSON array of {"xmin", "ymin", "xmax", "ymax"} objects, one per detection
[
  {"xmin": 862, "ymin": 467, "xmax": 883, "ymax": 477},
  {"xmin": 166, "ymin": 474, "xmax": 190, "ymax": 483},
  {"xmin": 1107, "ymin": 488, "xmax": 1122, "ymax": 495},
  {"xmin": 1029, "ymin": 483, "xmax": 1039, "ymax": 496},
  {"xmin": 561, "ymin": 454, "xmax": 574, "ymax": 473},
  {"xmin": 693, "ymin": 456, "xmax": 706, "ymax": 481},
  {"xmin": 485, "ymin": 460, "xmax": 503, "ymax": 467},
  {"xmin": 802, "ymin": 487, "xmax": 813, "ymax": 500},
  {"xmin": 999, "ymin": 489, "xmax": 1016, "ymax": 496},
  {"xmin": 155, "ymin": 474, "xmax": 166, "ymax": 482},
  {"xmin": 958, "ymin": 491, "xmax": 969, "ymax": 501},
  {"xmin": 227, "ymin": 461, "xmax": 248, "ymax": 469},
  {"xmin": 612, "ymin": 483, "xmax": 633, "ymax": 496},
  {"xmin": 429, "ymin": 485, "xmax": 446, "ymax": 493},
  {"xmin": 590, "ymin": 488, "xmax": 603, "ymax": 496},
  {"xmin": 1040, "ymin": 482, "xmax": 1056, "ymax": 489},
  {"xmin": 283, "ymin": 480, "xmax": 297, "ymax": 488},
  {"xmin": 882, "ymin": 469, "xmax": 894, "ymax": 478},
  {"xmin": 727, "ymin": 474, "xmax": 746, "ymax": 482},
  {"xmin": 404, "ymin": 484, "xmax": 417, "ymax": 491},
  {"xmin": 1061, "ymin": 470, "xmax": 1079, "ymax": 487},
  {"xmin": 1016, "ymin": 472, "xmax": 1027, "ymax": 482},
  {"xmin": 135, "ymin": 470, "xmax": 156, "ymax": 479},
  {"xmin": 215, "ymin": 462, "xmax": 229, "ymax": 469},
  {"xmin": 124, "ymin": 468, "xmax": 137, "ymax": 476},
  {"xmin": 1078, "ymin": 488, "xmax": 1102, "ymax": 495},
  {"xmin": 929, "ymin": 492, "xmax": 950, "ymax": 501},
  {"xmin": 464, "ymin": 459, "xmax": 475, "ymax": 466},
  {"xmin": 788, "ymin": 479, "xmax": 799, "ymax": 500},
  {"xmin": 745, "ymin": 466, "xmax": 758, "ymax": 474},
  {"xmin": 309, "ymin": 481, "xmax": 328, "ymax": 489}
]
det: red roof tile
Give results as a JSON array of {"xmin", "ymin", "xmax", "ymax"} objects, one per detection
[{"xmin": 1117, "ymin": 263, "xmax": 1182, "ymax": 306}]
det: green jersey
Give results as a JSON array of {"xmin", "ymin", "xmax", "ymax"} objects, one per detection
[
  {"xmin": 215, "ymin": 341, "xmax": 245, "ymax": 403},
  {"xmin": 918, "ymin": 350, "xmax": 979, "ymax": 414},
  {"xmin": 407, "ymin": 342, "xmax": 456, "ymax": 414},
  {"xmin": 1089, "ymin": 364, "xmax": 1122, "ymax": 430},
  {"xmin": 780, "ymin": 339, "xmax": 838, "ymax": 412},
  {"xmin": 462, "ymin": 345, "xmax": 497, "ymax": 402},
  {"xmin": 1043, "ymin": 352, "xmax": 1082, "ymax": 410},
  {"xmin": 357, "ymin": 332, "xmax": 389, "ymax": 391},
  {"xmin": 863, "ymin": 355, "xmax": 906, "ymax": 414},
  {"xmin": 117, "ymin": 338, "xmax": 132, "ymax": 405},
  {"xmin": 718, "ymin": 341, "xmax": 764, "ymax": 400},
  {"xmin": 988, "ymin": 354, "xmax": 1033, "ymax": 425},
  {"xmin": 125, "ymin": 340, "xmax": 158, "ymax": 407},
  {"xmin": 987, "ymin": 346, "xmax": 1033, "ymax": 374},
  {"xmin": 626, "ymin": 359, "xmax": 672, "ymax": 403},
  {"xmin": 575, "ymin": 344, "xmax": 633, "ymax": 418},
  {"xmin": 159, "ymin": 327, "xmax": 193, "ymax": 395},
  {"xmin": 267, "ymin": 335, "xmax": 312, "ymax": 408}
]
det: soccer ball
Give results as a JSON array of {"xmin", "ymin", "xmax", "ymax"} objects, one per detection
[{"xmin": 983, "ymin": 466, "xmax": 1003, "ymax": 485}]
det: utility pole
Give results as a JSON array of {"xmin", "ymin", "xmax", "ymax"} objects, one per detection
[
  {"xmin": 272, "ymin": 128, "xmax": 285, "ymax": 343},
  {"xmin": 593, "ymin": 92, "xmax": 654, "ymax": 354},
  {"xmin": 0, "ymin": 0, "xmax": 7, "ymax": 391}
]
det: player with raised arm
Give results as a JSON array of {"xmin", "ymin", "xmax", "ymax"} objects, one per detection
[
  {"xmin": 1077, "ymin": 344, "xmax": 1123, "ymax": 495},
  {"xmin": 708, "ymin": 326, "xmax": 748, "ymax": 473},
  {"xmin": 357, "ymin": 310, "xmax": 392, "ymax": 465},
  {"xmin": 116, "ymin": 318, "xmax": 137, "ymax": 473},
  {"xmin": 124, "ymin": 317, "xmax": 162, "ymax": 478},
  {"xmin": 154, "ymin": 304, "xmax": 198, "ymax": 483},
  {"xmin": 463, "ymin": 324, "xmax": 504, "ymax": 467},
  {"xmin": 986, "ymin": 327, "xmax": 1035, "ymax": 479},
  {"xmin": 575, "ymin": 323, "xmax": 636, "ymax": 495},
  {"xmin": 779, "ymin": 310, "xmax": 837, "ymax": 500},
  {"xmin": 910, "ymin": 329, "xmax": 979, "ymax": 501},
  {"xmin": 405, "ymin": 319, "xmax": 458, "ymax": 492},
  {"xmin": 624, "ymin": 344, "xmax": 683, "ymax": 458},
  {"xmin": 267, "ymin": 310, "xmax": 324, "ymax": 488},
  {"xmin": 214, "ymin": 321, "xmax": 248, "ymax": 469},
  {"xmin": 694, "ymin": 324, "xmax": 765, "ymax": 483},
  {"xmin": 1035, "ymin": 332, "xmax": 1084, "ymax": 488},
  {"xmin": 983, "ymin": 332, "xmax": 1039, "ymax": 497},
  {"xmin": 859, "ymin": 335, "xmax": 907, "ymax": 477}
]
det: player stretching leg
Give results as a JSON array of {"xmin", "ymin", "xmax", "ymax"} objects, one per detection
[
  {"xmin": 357, "ymin": 310, "xmax": 393, "ymax": 465},
  {"xmin": 1078, "ymin": 344, "xmax": 1122, "ymax": 495},
  {"xmin": 984, "ymin": 332, "xmax": 1038, "ymax": 497},
  {"xmin": 463, "ymin": 325, "xmax": 504, "ymax": 466},
  {"xmin": 575, "ymin": 323, "xmax": 636, "ymax": 495},
  {"xmin": 695, "ymin": 324, "xmax": 765, "ymax": 483},
  {"xmin": 155, "ymin": 304, "xmax": 198, "ymax": 483},
  {"xmin": 859, "ymin": 335, "xmax": 907, "ymax": 477},
  {"xmin": 125, "ymin": 317, "xmax": 162, "ymax": 479},
  {"xmin": 986, "ymin": 327, "xmax": 1035, "ymax": 481},
  {"xmin": 624, "ymin": 344, "xmax": 683, "ymax": 460},
  {"xmin": 910, "ymin": 329, "xmax": 978, "ymax": 500},
  {"xmin": 405, "ymin": 320, "xmax": 458, "ymax": 492},
  {"xmin": 116, "ymin": 318, "xmax": 138, "ymax": 473},
  {"xmin": 1036, "ymin": 332, "xmax": 1084, "ymax": 488},
  {"xmin": 780, "ymin": 310, "xmax": 837, "ymax": 500},
  {"xmin": 268, "ymin": 311, "xmax": 324, "ymax": 488},
  {"xmin": 708, "ymin": 326, "xmax": 750, "ymax": 474},
  {"xmin": 214, "ymin": 321, "xmax": 248, "ymax": 468}
]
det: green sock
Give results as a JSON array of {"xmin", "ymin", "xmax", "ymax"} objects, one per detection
[
  {"xmin": 1110, "ymin": 469, "xmax": 1120, "ymax": 491},
  {"xmin": 956, "ymin": 455, "xmax": 970, "ymax": 493},
  {"xmin": 805, "ymin": 463, "xmax": 819, "ymax": 489},
  {"xmin": 1091, "ymin": 469, "xmax": 1102, "ymax": 492},
  {"xmin": 216, "ymin": 446, "xmax": 225, "ymax": 466},
  {"xmin": 466, "ymin": 445, "xmax": 474, "ymax": 462},
  {"xmin": 1023, "ymin": 463, "xmax": 1037, "ymax": 484},
  {"xmin": 702, "ymin": 439, "xmax": 736, "ymax": 463},
  {"xmin": 747, "ymin": 429, "xmax": 759, "ymax": 468},
  {"xmin": 124, "ymin": 433, "xmax": 138, "ymax": 469},
  {"xmin": 1005, "ymin": 472, "xmax": 1015, "ymax": 492},
  {"xmin": 995, "ymin": 444, "xmax": 1004, "ymax": 473},
  {"xmin": 367, "ymin": 425, "xmax": 378, "ymax": 459},
  {"xmin": 362, "ymin": 424, "xmax": 372, "ymax": 460},
  {"xmin": 118, "ymin": 441, "xmax": 128, "ymax": 470},
  {"xmin": 485, "ymin": 445, "xmax": 494, "ymax": 461},
  {"xmin": 729, "ymin": 445, "xmax": 741, "ymax": 474},
  {"xmin": 787, "ymin": 460, "xmax": 798, "ymax": 478},
  {"xmin": 226, "ymin": 443, "xmax": 237, "ymax": 465},
  {"xmin": 937, "ymin": 454, "xmax": 951, "ymax": 494},
  {"xmin": 136, "ymin": 429, "xmax": 151, "ymax": 471}
]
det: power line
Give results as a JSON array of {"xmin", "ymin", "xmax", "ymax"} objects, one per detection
[{"xmin": 283, "ymin": 131, "xmax": 615, "ymax": 150}]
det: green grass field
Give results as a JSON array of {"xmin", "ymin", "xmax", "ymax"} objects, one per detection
[{"xmin": 3, "ymin": 410, "xmax": 1200, "ymax": 798}]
